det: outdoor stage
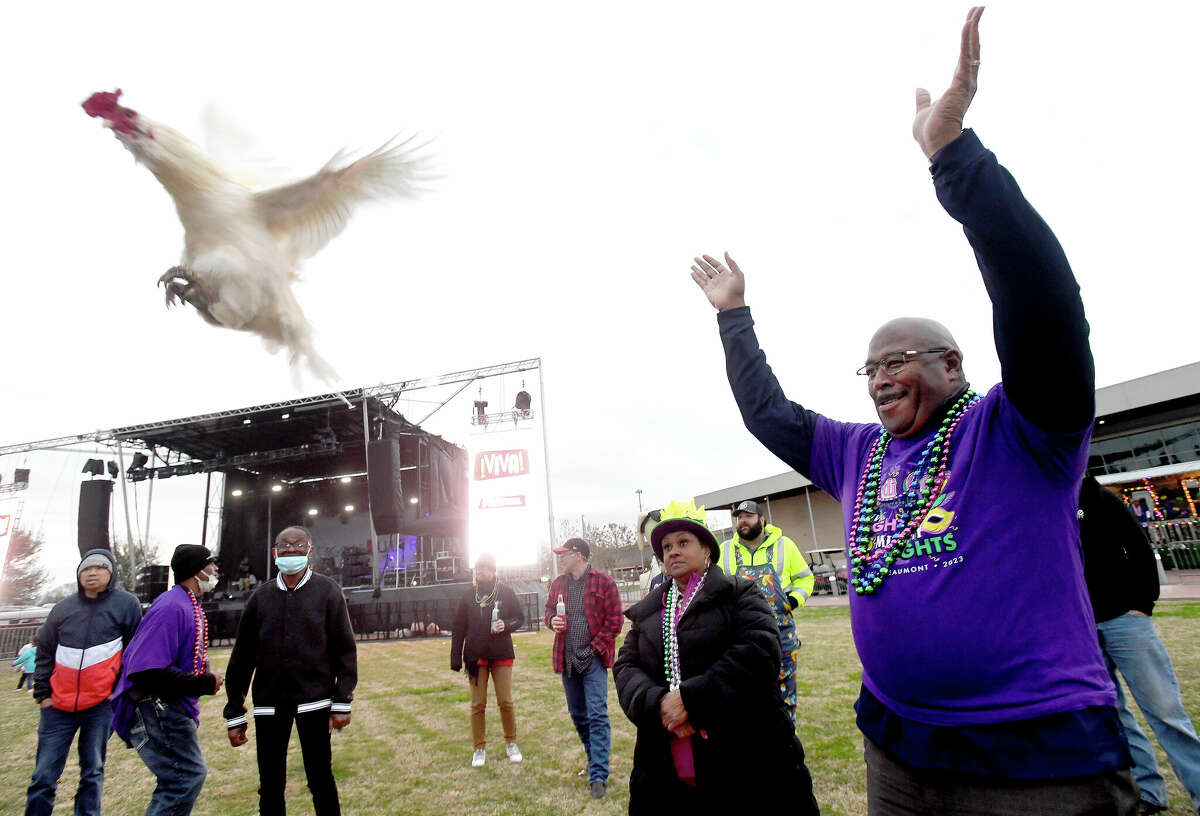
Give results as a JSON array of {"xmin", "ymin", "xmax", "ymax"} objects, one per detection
[{"xmin": 0, "ymin": 357, "xmax": 554, "ymax": 626}]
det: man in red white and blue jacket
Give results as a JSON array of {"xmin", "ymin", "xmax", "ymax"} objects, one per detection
[{"xmin": 26, "ymin": 548, "xmax": 142, "ymax": 816}]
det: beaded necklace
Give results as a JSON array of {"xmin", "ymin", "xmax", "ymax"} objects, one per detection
[
  {"xmin": 184, "ymin": 587, "xmax": 208, "ymax": 674},
  {"xmin": 661, "ymin": 571, "xmax": 706, "ymax": 690},
  {"xmin": 848, "ymin": 389, "xmax": 979, "ymax": 595},
  {"xmin": 474, "ymin": 583, "xmax": 498, "ymax": 608}
]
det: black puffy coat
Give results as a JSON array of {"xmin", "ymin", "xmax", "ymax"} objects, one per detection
[
  {"xmin": 450, "ymin": 582, "xmax": 525, "ymax": 676},
  {"xmin": 614, "ymin": 564, "xmax": 819, "ymax": 815}
]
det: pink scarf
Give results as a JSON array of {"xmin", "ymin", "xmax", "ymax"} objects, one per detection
[{"xmin": 665, "ymin": 571, "xmax": 705, "ymax": 785}]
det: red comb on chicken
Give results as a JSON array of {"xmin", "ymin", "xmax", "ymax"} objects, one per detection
[{"xmin": 82, "ymin": 89, "xmax": 145, "ymax": 137}]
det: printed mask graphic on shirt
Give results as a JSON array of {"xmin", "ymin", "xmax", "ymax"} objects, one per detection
[{"xmin": 867, "ymin": 475, "xmax": 963, "ymax": 574}]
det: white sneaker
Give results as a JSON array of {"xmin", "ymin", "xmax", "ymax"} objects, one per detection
[
  {"xmin": 505, "ymin": 742, "xmax": 523, "ymax": 762},
  {"xmin": 471, "ymin": 748, "xmax": 486, "ymax": 767}
]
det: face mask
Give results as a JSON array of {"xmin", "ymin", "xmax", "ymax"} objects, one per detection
[
  {"xmin": 197, "ymin": 570, "xmax": 219, "ymax": 593},
  {"xmin": 275, "ymin": 555, "xmax": 309, "ymax": 575}
]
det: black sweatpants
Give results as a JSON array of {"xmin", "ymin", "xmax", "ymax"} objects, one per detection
[{"xmin": 255, "ymin": 705, "xmax": 340, "ymax": 816}]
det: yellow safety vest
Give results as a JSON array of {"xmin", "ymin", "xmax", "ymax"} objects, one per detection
[{"xmin": 720, "ymin": 524, "xmax": 815, "ymax": 607}]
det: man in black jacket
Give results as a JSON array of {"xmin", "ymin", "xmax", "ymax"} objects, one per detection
[
  {"xmin": 1079, "ymin": 477, "xmax": 1200, "ymax": 814},
  {"xmin": 223, "ymin": 526, "xmax": 358, "ymax": 816}
]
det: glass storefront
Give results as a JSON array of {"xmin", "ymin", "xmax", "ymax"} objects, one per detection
[{"xmin": 1088, "ymin": 419, "xmax": 1200, "ymax": 476}]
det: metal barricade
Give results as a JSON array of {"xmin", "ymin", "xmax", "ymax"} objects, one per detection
[{"xmin": 0, "ymin": 624, "xmax": 40, "ymax": 660}]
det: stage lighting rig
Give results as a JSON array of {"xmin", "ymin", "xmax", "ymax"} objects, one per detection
[
  {"xmin": 82, "ymin": 459, "xmax": 105, "ymax": 477},
  {"xmin": 0, "ymin": 468, "xmax": 31, "ymax": 495}
]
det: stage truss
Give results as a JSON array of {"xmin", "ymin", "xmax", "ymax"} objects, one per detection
[{"xmin": 0, "ymin": 357, "xmax": 554, "ymax": 589}]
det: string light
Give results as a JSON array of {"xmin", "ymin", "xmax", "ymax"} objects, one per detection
[
  {"xmin": 1121, "ymin": 479, "xmax": 1164, "ymax": 520},
  {"xmin": 1181, "ymin": 480, "xmax": 1198, "ymax": 519}
]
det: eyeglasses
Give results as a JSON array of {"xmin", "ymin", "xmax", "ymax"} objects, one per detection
[
  {"xmin": 856, "ymin": 349, "xmax": 949, "ymax": 378},
  {"xmin": 274, "ymin": 540, "xmax": 311, "ymax": 554}
]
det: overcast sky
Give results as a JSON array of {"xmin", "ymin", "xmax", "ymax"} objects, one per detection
[{"xmin": 3, "ymin": 1, "xmax": 1198, "ymax": 585}]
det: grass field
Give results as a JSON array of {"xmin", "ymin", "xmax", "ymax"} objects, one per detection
[{"xmin": 2, "ymin": 603, "xmax": 1197, "ymax": 815}]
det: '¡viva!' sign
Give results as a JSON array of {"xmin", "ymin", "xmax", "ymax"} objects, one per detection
[{"xmin": 474, "ymin": 450, "xmax": 529, "ymax": 481}]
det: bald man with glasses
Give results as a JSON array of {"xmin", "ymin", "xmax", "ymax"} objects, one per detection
[{"xmin": 691, "ymin": 9, "xmax": 1137, "ymax": 815}]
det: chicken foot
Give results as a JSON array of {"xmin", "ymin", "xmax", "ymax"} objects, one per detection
[{"xmin": 159, "ymin": 266, "xmax": 221, "ymax": 326}]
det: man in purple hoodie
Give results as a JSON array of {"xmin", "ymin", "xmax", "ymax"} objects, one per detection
[
  {"xmin": 112, "ymin": 545, "xmax": 224, "ymax": 816},
  {"xmin": 692, "ymin": 9, "xmax": 1137, "ymax": 816}
]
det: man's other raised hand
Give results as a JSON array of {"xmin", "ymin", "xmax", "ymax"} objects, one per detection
[
  {"xmin": 913, "ymin": 6, "xmax": 984, "ymax": 161},
  {"xmin": 691, "ymin": 253, "xmax": 746, "ymax": 312}
]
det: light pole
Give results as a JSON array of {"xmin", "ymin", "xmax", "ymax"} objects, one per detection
[{"xmin": 635, "ymin": 489, "xmax": 646, "ymax": 568}]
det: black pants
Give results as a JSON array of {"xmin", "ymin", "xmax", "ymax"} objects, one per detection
[
  {"xmin": 864, "ymin": 738, "xmax": 1138, "ymax": 816},
  {"xmin": 255, "ymin": 705, "xmax": 339, "ymax": 816}
]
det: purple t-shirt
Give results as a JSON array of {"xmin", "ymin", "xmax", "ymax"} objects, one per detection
[
  {"xmin": 809, "ymin": 384, "xmax": 1116, "ymax": 726},
  {"xmin": 111, "ymin": 585, "xmax": 208, "ymax": 742}
]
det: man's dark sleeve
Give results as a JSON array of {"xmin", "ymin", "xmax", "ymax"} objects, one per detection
[
  {"xmin": 931, "ymin": 129, "xmax": 1094, "ymax": 433},
  {"xmin": 32, "ymin": 607, "xmax": 62, "ymax": 702},
  {"xmin": 717, "ymin": 306, "xmax": 820, "ymax": 476},
  {"xmin": 128, "ymin": 668, "xmax": 217, "ymax": 698},
  {"xmin": 327, "ymin": 587, "xmax": 357, "ymax": 709},
  {"xmin": 223, "ymin": 593, "xmax": 259, "ymax": 726},
  {"xmin": 125, "ymin": 604, "xmax": 215, "ymax": 699}
]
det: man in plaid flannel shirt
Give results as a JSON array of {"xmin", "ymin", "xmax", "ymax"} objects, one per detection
[{"xmin": 545, "ymin": 537, "xmax": 624, "ymax": 799}]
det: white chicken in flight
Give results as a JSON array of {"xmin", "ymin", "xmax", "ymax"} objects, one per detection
[{"xmin": 83, "ymin": 89, "xmax": 432, "ymax": 381}]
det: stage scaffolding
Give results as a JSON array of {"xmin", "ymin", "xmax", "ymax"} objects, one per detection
[
  {"xmin": 0, "ymin": 357, "xmax": 556, "ymax": 592},
  {"xmin": 0, "ymin": 358, "xmax": 542, "ymax": 458}
]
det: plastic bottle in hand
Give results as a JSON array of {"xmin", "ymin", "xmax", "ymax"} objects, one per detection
[
  {"xmin": 491, "ymin": 603, "xmax": 501, "ymax": 633},
  {"xmin": 555, "ymin": 594, "xmax": 566, "ymax": 630}
]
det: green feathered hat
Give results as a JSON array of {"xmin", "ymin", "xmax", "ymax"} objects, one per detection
[{"xmin": 650, "ymin": 498, "xmax": 720, "ymax": 562}]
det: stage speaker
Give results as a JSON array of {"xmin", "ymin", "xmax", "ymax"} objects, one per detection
[
  {"xmin": 78, "ymin": 479, "xmax": 113, "ymax": 555},
  {"xmin": 137, "ymin": 564, "xmax": 169, "ymax": 584},
  {"xmin": 368, "ymin": 438, "xmax": 406, "ymax": 534},
  {"xmin": 136, "ymin": 565, "xmax": 168, "ymax": 601}
]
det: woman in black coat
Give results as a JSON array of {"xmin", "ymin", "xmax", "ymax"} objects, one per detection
[
  {"xmin": 614, "ymin": 501, "xmax": 820, "ymax": 815},
  {"xmin": 450, "ymin": 553, "xmax": 526, "ymax": 766}
]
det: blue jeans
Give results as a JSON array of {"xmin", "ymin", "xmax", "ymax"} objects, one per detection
[
  {"xmin": 130, "ymin": 699, "xmax": 207, "ymax": 816},
  {"xmin": 1099, "ymin": 612, "xmax": 1200, "ymax": 812},
  {"xmin": 562, "ymin": 657, "xmax": 611, "ymax": 784},
  {"xmin": 25, "ymin": 700, "xmax": 112, "ymax": 816}
]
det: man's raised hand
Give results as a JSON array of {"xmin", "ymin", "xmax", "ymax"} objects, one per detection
[
  {"xmin": 690, "ymin": 253, "xmax": 746, "ymax": 312},
  {"xmin": 913, "ymin": 6, "xmax": 984, "ymax": 161}
]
